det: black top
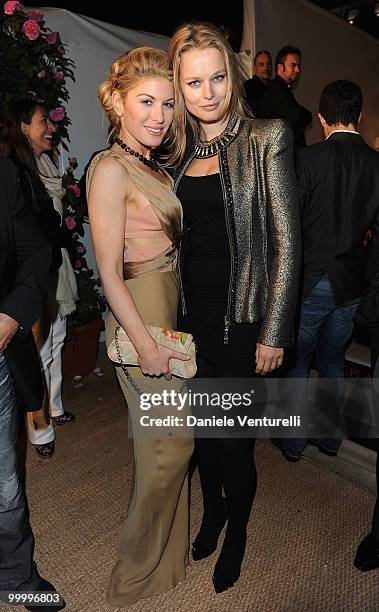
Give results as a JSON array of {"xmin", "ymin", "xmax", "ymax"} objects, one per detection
[
  {"xmin": 177, "ymin": 172, "xmax": 262, "ymax": 369},
  {"xmin": 178, "ymin": 173, "xmax": 230, "ymax": 308},
  {"xmin": 296, "ymin": 131, "xmax": 379, "ymax": 304},
  {"xmin": 260, "ymin": 75, "xmax": 312, "ymax": 148}
]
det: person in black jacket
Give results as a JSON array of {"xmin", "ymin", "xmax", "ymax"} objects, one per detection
[
  {"xmin": 278, "ymin": 80, "xmax": 379, "ymax": 461},
  {"xmin": 0, "ymin": 157, "xmax": 65, "ymax": 610},
  {"xmin": 260, "ymin": 45, "xmax": 312, "ymax": 148},
  {"xmin": 354, "ymin": 237, "xmax": 379, "ymax": 571},
  {"xmin": 0, "ymin": 100, "xmax": 77, "ymax": 459},
  {"xmin": 243, "ymin": 50, "xmax": 272, "ymax": 116},
  {"xmin": 168, "ymin": 22, "xmax": 300, "ymax": 594}
]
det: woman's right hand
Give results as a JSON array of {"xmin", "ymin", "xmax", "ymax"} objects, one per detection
[{"xmin": 137, "ymin": 343, "xmax": 191, "ymax": 377}]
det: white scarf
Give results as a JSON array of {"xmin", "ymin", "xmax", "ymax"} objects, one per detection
[{"xmin": 36, "ymin": 153, "xmax": 78, "ymax": 318}]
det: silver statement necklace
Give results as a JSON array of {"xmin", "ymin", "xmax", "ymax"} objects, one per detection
[{"xmin": 194, "ymin": 114, "xmax": 239, "ymax": 159}]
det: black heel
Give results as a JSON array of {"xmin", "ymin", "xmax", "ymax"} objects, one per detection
[
  {"xmin": 191, "ymin": 498, "xmax": 227, "ymax": 561},
  {"xmin": 212, "ymin": 528, "xmax": 247, "ymax": 593},
  {"xmin": 212, "ymin": 571, "xmax": 236, "ymax": 594}
]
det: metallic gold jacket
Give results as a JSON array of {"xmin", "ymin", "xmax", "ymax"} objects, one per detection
[{"xmin": 174, "ymin": 118, "xmax": 301, "ymax": 348}]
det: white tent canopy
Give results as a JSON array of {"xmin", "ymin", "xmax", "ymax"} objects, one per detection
[{"xmin": 241, "ymin": 0, "xmax": 379, "ymax": 146}]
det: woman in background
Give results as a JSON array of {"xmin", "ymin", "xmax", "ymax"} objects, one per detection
[
  {"xmin": 0, "ymin": 100, "xmax": 77, "ymax": 458},
  {"xmin": 168, "ymin": 22, "xmax": 300, "ymax": 593}
]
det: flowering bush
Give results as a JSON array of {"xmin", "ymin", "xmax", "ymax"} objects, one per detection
[
  {"xmin": 1, "ymin": 3, "xmax": 106, "ymax": 336},
  {"xmin": 62, "ymin": 158, "xmax": 106, "ymax": 337},
  {"xmin": 0, "ymin": 1, "xmax": 74, "ymax": 147}
]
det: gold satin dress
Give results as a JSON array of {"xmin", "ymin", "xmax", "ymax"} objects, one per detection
[{"xmin": 87, "ymin": 151, "xmax": 193, "ymax": 608}]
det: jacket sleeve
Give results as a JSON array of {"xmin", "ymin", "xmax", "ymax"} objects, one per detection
[
  {"xmin": 295, "ymin": 147, "xmax": 311, "ymax": 217},
  {"xmin": 0, "ymin": 165, "xmax": 52, "ymax": 335},
  {"xmin": 261, "ymin": 85, "xmax": 312, "ymax": 130},
  {"xmin": 295, "ymin": 105, "xmax": 313, "ymax": 131},
  {"xmin": 355, "ymin": 238, "xmax": 379, "ymax": 327},
  {"xmin": 259, "ymin": 121, "xmax": 301, "ymax": 347},
  {"xmin": 283, "ymin": 99, "xmax": 312, "ymax": 131}
]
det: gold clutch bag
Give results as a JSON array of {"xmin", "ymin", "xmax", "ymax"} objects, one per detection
[{"xmin": 107, "ymin": 325, "xmax": 197, "ymax": 379}]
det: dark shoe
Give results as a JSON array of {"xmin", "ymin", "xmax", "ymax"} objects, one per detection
[
  {"xmin": 34, "ymin": 441, "xmax": 55, "ymax": 459},
  {"xmin": 271, "ymin": 438, "xmax": 301, "ymax": 463},
  {"xmin": 354, "ymin": 533, "xmax": 379, "ymax": 572},
  {"xmin": 318, "ymin": 445, "xmax": 338, "ymax": 457},
  {"xmin": 24, "ymin": 577, "xmax": 65, "ymax": 611},
  {"xmin": 52, "ymin": 411, "xmax": 75, "ymax": 426},
  {"xmin": 212, "ymin": 571, "xmax": 236, "ymax": 594},
  {"xmin": 192, "ymin": 498, "xmax": 227, "ymax": 561},
  {"xmin": 310, "ymin": 438, "xmax": 339, "ymax": 457},
  {"xmin": 212, "ymin": 528, "xmax": 247, "ymax": 594}
]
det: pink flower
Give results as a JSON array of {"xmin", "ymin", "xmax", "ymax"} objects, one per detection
[
  {"xmin": 53, "ymin": 71, "xmax": 65, "ymax": 81},
  {"xmin": 65, "ymin": 216, "xmax": 77, "ymax": 230},
  {"xmin": 49, "ymin": 107, "xmax": 65, "ymax": 122},
  {"xmin": 37, "ymin": 70, "xmax": 46, "ymax": 78},
  {"xmin": 68, "ymin": 184, "xmax": 81, "ymax": 197},
  {"xmin": 22, "ymin": 20, "xmax": 41, "ymax": 41},
  {"xmin": 68, "ymin": 157, "xmax": 78, "ymax": 169},
  {"xmin": 74, "ymin": 259, "xmax": 82, "ymax": 269},
  {"xmin": 4, "ymin": 1, "xmax": 23, "ymax": 15},
  {"xmin": 47, "ymin": 31, "xmax": 59, "ymax": 45},
  {"xmin": 27, "ymin": 9, "xmax": 42, "ymax": 21}
]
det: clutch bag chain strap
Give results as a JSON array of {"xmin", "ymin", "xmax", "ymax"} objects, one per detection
[{"xmin": 114, "ymin": 326, "xmax": 187, "ymax": 397}]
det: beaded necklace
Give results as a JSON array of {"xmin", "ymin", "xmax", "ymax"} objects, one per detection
[{"xmin": 113, "ymin": 135, "xmax": 159, "ymax": 172}]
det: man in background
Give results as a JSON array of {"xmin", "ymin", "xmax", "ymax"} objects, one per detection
[
  {"xmin": 243, "ymin": 50, "xmax": 272, "ymax": 116},
  {"xmin": 260, "ymin": 45, "xmax": 312, "ymax": 148},
  {"xmin": 280, "ymin": 80, "xmax": 379, "ymax": 462}
]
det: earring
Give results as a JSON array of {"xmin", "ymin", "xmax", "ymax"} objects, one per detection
[{"xmin": 20, "ymin": 123, "xmax": 30, "ymax": 141}]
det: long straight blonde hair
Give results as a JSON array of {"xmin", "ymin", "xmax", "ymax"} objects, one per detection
[{"xmin": 167, "ymin": 22, "xmax": 251, "ymax": 166}]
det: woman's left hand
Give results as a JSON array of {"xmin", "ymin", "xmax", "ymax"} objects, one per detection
[{"xmin": 255, "ymin": 343, "xmax": 284, "ymax": 375}]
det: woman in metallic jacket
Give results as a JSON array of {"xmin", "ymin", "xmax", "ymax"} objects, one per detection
[{"xmin": 168, "ymin": 22, "xmax": 301, "ymax": 593}]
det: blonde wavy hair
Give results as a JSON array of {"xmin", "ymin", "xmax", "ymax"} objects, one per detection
[
  {"xmin": 99, "ymin": 46, "xmax": 175, "ymax": 142},
  {"xmin": 167, "ymin": 22, "xmax": 251, "ymax": 165}
]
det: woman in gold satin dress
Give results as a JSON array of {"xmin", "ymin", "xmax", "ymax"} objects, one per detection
[{"xmin": 87, "ymin": 47, "xmax": 193, "ymax": 608}]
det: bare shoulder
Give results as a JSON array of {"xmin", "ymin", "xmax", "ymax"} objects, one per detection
[
  {"xmin": 89, "ymin": 153, "xmax": 128, "ymax": 184},
  {"xmin": 87, "ymin": 151, "xmax": 131, "ymax": 204}
]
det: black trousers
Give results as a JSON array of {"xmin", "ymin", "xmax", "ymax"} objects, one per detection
[
  {"xmin": 193, "ymin": 321, "xmax": 265, "ymax": 537},
  {"xmin": 0, "ymin": 354, "xmax": 40, "ymax": 591},
  {"xmin": 372, "ymin": 451, "xmax": 379, "ymax": 541},
  {"xmin": 371, "ymin": 353, "xmax": 379, "ymax": 541}
]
